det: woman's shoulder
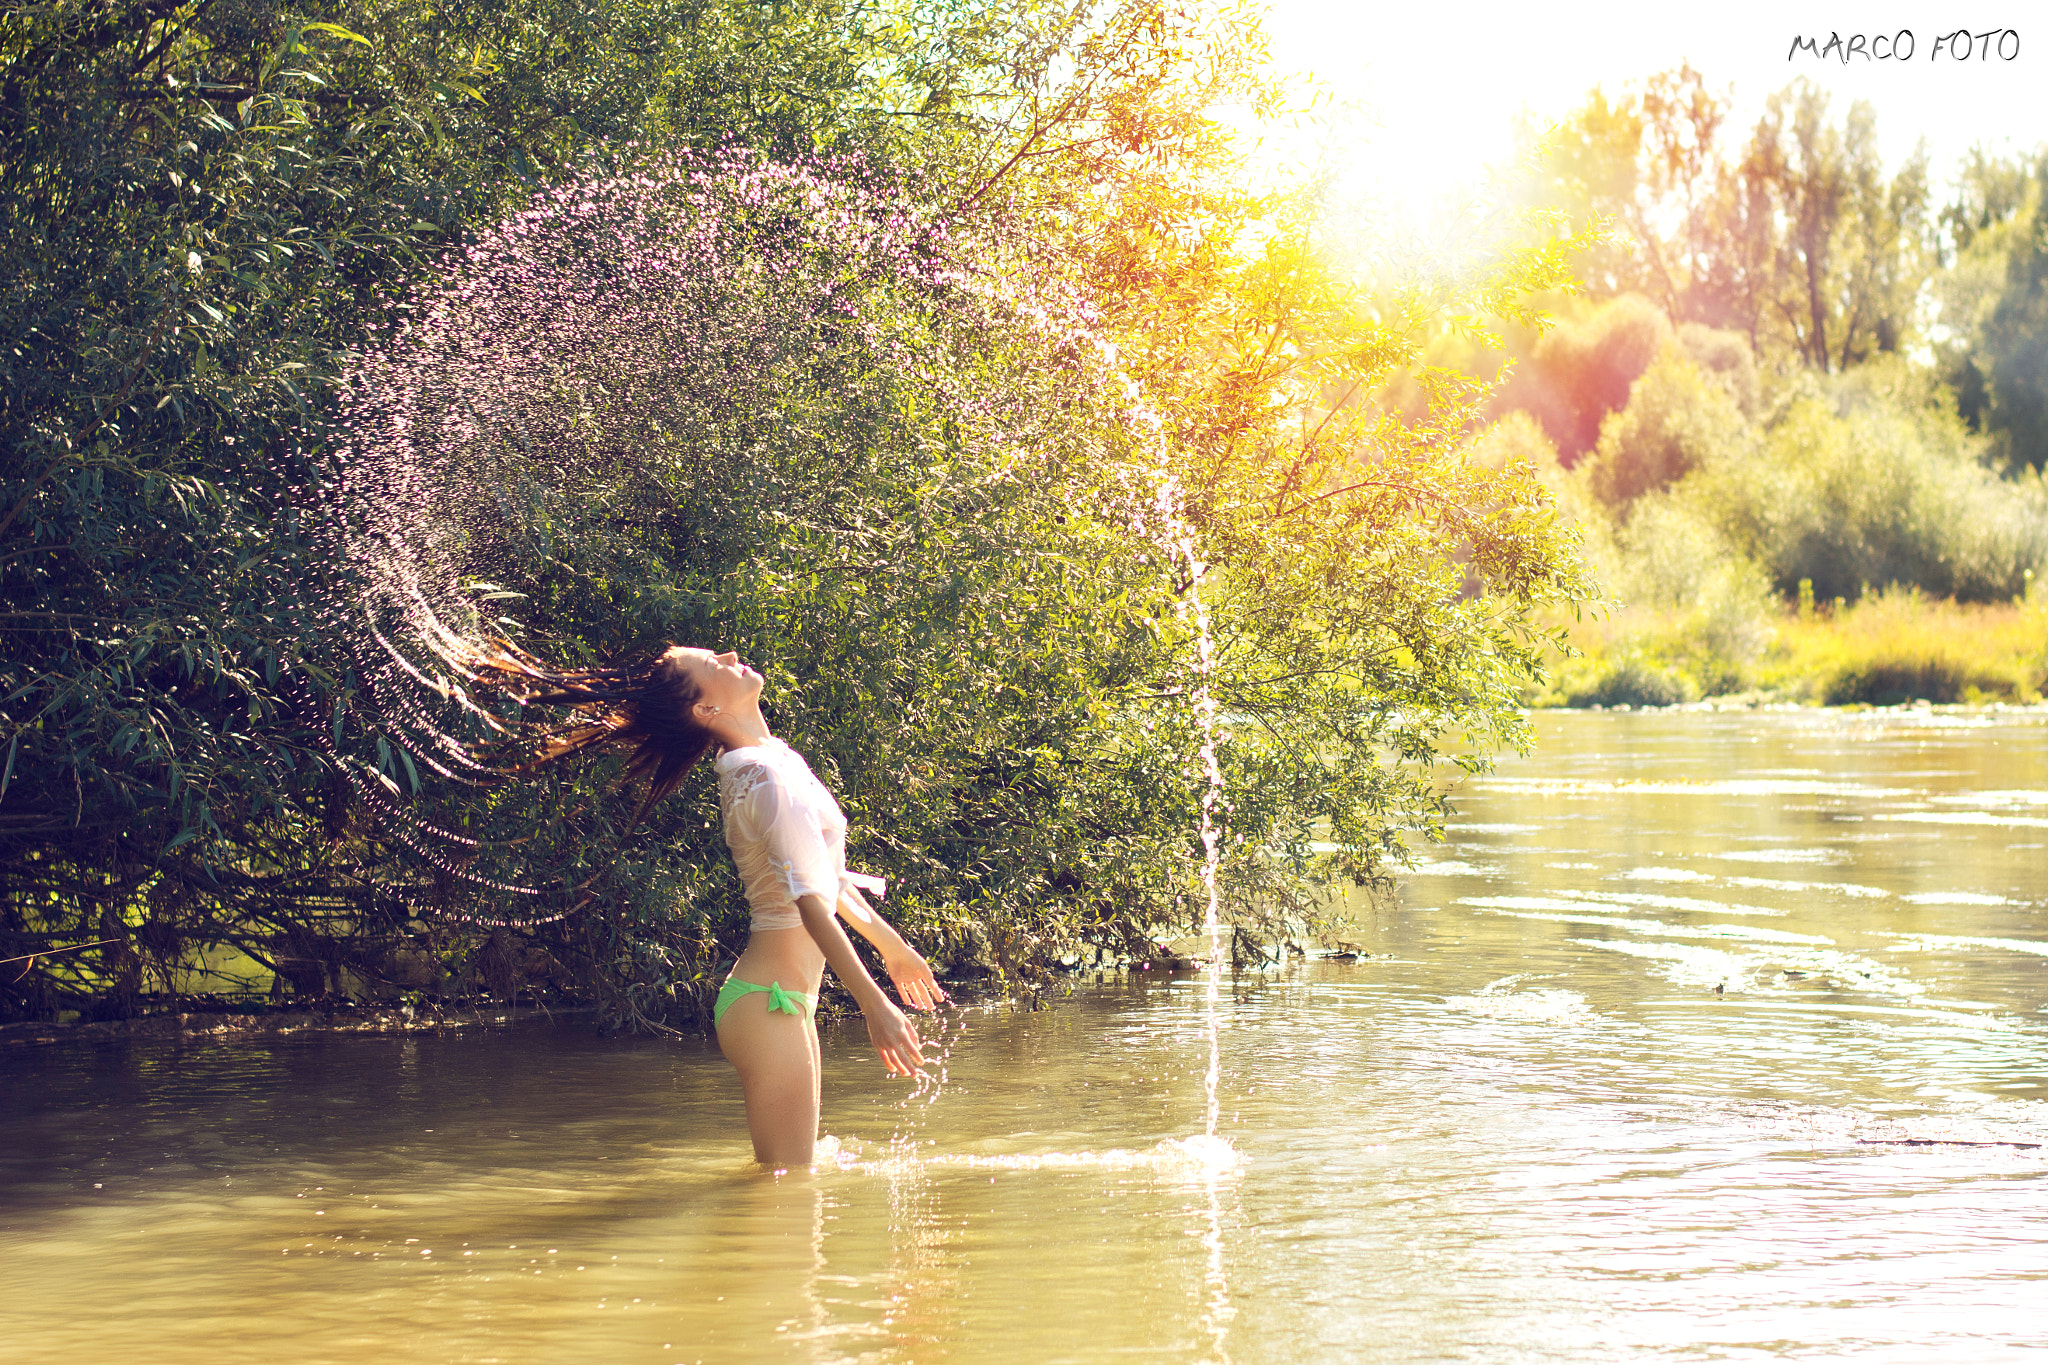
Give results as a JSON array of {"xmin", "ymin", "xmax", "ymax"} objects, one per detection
[
  {"xmin": 716, "ymin": 749, "xmax": 778, "ymax": 791},
  {"xmin": 715, "ymin": 740, "xmax": 813, "ymax": 800}
]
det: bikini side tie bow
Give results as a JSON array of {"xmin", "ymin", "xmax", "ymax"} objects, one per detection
[{"xmin": 765, "ymin": 981, "xmax": 805, "ymax": 1017}]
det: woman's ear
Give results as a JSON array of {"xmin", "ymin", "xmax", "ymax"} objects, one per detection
[{"xmin": 692, "ymin": 698, "xmax": 722, "ymax": 723}]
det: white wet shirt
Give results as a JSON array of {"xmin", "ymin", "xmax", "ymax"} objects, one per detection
[{"xmin": 714, "ymin": 737, "xmax": 885, "ymax": 932}]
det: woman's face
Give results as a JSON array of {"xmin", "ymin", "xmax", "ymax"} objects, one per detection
[{"xmin": 668, "ymin": 646, "xmax": 762, "ymax": 717}]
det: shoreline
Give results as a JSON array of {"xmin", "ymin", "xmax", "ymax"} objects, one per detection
[
  {"xmin": 0, "ymin": 1001, "xmax": 598, "ymax": 1047},
  {"xmin": 1535, "ymin": 592, "xmax": 2048, "ymax": 709},
  {"xmin": 1539, "ymin": 697, "xmax": 2048, "ymax": 714},
  {"xmin": 0, "ymin": 973, "xmax": 1053, "ymax": 1047}
]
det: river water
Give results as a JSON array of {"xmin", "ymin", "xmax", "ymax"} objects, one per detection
[{"xmin": 3, "ymin": 709, "xmax": 2045, "ymax": 1363}]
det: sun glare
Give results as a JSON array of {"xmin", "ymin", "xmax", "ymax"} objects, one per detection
[{"xmin": 1249, "ymin": 0, "xmax": 2047, "ymax": 228}]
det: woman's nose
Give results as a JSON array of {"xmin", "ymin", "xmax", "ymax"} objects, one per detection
[{"xmin": 715, "ymin": 651, "xmax": 739, "ymax": 665}]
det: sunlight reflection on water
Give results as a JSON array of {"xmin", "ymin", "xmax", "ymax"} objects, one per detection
[{"xmin": 3, "ymin": 710, "xmax": 2046, "ymax": 1363}]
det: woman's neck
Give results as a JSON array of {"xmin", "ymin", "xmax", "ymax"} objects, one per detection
[{"xmin": 710, "ymin": 702, "xmax": 773, "ymax": 752}]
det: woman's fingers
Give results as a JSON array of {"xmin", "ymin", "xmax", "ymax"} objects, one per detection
[
  {"xmin": 887, "ymin": 956, "xmax": 948, "ymax": 1011},
  {"xmin": 868, "ymin": 1005, "xmax": 925, "ymax": 1074}
]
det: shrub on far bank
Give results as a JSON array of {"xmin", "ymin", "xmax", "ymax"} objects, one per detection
[
  {"xmin": 1675, "ymin": 322, "xmax": 1760, "ymax": 418},
  {"xmin": 1529, "ymin": 586, "xmax": 1765, "ymax": 708},
  {"xmin": 1663, "ymin": 362, "xmax": 2048, "ymax": 604},
  {"xmin": 1504, "ymin": 331, "xmax": 2048, "ymax": 709},
  {"xmin": 1497, "ymin": 293, "xmax": 1671, "ymax": 462},
  {"xmin": 1546, "ymin": 651, "xmax": 1699, "ymax": 707},
  {"xmin": 1582, "ymin": 346, "xmax": 1752, "ymax": 511}
]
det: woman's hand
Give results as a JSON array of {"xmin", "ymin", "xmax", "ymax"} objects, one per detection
[
  {"xmin": 884, "ymin": 948, "xmax": 948, "ymax": 1012},
  {"xmin": 865, "ymin": 999, "xmax": 925, "ymax": 1077}
]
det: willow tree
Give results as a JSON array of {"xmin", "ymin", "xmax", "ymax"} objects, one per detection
[
  {"xmin": 1089, "ymin": 196, "xmax": 1593, "ymax": 951},
  {"xmin": 0, "ymin": 0, "xmax": 1205, "ymax": 1020},
  {"xmin": 2, "ymin": 0, "xmax": 1591, "ymax": 1024}
]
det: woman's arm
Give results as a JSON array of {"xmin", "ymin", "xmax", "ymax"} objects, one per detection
[
  {"xmin": 795, "ymin": 892, "xmax": 926, "ymax": 1076},
  {"xmin": 837, "ymin": 902, "xmax": 947, "ymax": 1012}
]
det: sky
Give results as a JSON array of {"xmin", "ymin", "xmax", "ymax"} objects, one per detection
[{"xmin": 1247, "ymin": 1, "xmax": 2044, "ymax": 223}]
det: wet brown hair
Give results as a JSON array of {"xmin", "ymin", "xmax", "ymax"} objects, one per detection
[{"xmin": 465, "ymin": 641, "xmax": 720, "ymax": 827}]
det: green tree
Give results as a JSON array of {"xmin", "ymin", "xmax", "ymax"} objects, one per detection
[
  {"xmin": 1519, "ymin": 72, "xmax": 1932, "ymax": 372},
  {"xmin": 0, "ymin": 0, "xmax": 1173, "ymax": 1018},
  {"xmin": 2, "ymin": 0, "xmax": 1592, "ymax": 1024},
  {"xmin": 1087, "ymin": 174, "xmax": 1593, "ymax": 910},
  {"xmin": 1675, "ymin": 366, "xmax": 2048, "ymax": 602},
  {"xmin": 1742, "ymin": 82, "xmax": 1930, "ymax": 369},
  {"xmin": 1934, "ymin": 149, "xmax": 2048, "ymax": 472},
  {"xmin": 1582, "ymin": 345, "xmax": 1750, "ymax": 511},
  {"xmin": 1514, "ymin": 64, "xmax": 1728, "ymax": 320},
  {"xmin": 1495, "ymin": 293, "xmax": 1670, "ymax": 462}
]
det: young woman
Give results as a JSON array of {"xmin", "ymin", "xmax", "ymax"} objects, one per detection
[
  {"xmin": 481, "ymin": 642, "xmax": 945, "ymax": 1167},
  {"xmin": 684, "ymin": 646, "xmax": 945, "ymax": 1166}
]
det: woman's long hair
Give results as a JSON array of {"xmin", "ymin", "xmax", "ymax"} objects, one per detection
[{"xmin": 464, "ymin": 641, "xmax": 720, "ymax": 828}]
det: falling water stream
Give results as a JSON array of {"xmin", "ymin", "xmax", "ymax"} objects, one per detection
[
  {"xmin": 6, "ymin": 706, "xmax": 2045, "ymax": 1363},
  {"xmin": 1169, "ymin": 544, "xmax": 1232, "ymax": 1359}
]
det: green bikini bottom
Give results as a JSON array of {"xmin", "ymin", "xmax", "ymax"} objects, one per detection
[{"xmin": 713, "ymin": 977, "xmax": 817, "ymax": 1026}]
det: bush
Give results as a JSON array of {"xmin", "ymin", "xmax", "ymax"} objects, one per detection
[
  {"xmin": 1681, "ymin": 368, "xmax": 2048, "ymax": 603},
  {"xmin": 1501, "ymin": 292, "xmax": 1671, "ymax": 462},
  {"xmin": 1467, "ymin": 409, "xmax": 1563, "ymax": 476},
  {"xmin": 332, "ymin": 154, "xmax": 1205, "ymax": 1018},
  {"xmin": 2, "ymin": 4, "xmax": 1593, "ymax": 1024},
  {"xmin": 0, "ymin": 0, "xmax": 1237, "ymax": 1022},
  {"xmin": 1583, "ymin": 346, "xmax": 1751, "ymax": 511},
  {"xmin": 1820, "ymin": 658, "xmax": 1970, "ymax": 706},
  {"xmin": 1558, "ymin": 654, "xmax": 1697, "ymax": 708},
  {"xmin": 1676, "ymin": 322, "xmax": 1760, "ymax": 417}
]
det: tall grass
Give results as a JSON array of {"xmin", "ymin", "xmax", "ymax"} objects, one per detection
[
  {"xmin": 1534, "ymin": 586, "xmax": 2048, "ymax": 707},
  {"xmin": 1765, "ymin": 587, "xmax": 2048, "ymax": 704}
]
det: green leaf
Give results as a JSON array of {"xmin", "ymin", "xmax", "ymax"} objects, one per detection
[{"xmin": 301, "ymin": 22, "xmax": 373, "ymax": 46}]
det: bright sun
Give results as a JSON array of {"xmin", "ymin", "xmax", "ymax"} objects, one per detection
[{"xmin": 1248, "ymin": 0, "xmax": 2043, "ymax": 226}]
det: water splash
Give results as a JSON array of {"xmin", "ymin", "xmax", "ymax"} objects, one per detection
[
  {"xmin": 1122, "ymin": 390, "xmax": 1229, "ymax": 1140},
  {"xmin": 321, "ymin": 144, "xmax": 1241, "ymax": 1031},
  {"xmin": 318, "ymin": 150, "xmax": 1242, "ymax": 1345},
  {"xmin": 888, "ymin": 1003, "xmax": 966, "ymax": 1151},
  {"xmin": 1183, "ymin": 544, "xmax": 1227, "ymax": 1141},
  {"xmin": 314, "ymin": 148, "xmax": 1057, "ymax": 913}
]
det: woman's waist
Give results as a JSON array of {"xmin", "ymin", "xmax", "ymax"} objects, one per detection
[{"xmin": 731, "ymin": 928, "xmax": 825, "ymax": 990}]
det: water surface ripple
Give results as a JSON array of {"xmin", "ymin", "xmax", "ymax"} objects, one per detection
[{"xmin": 3, "ymin": 710, "xmax": 2044, "ymax": 1363}]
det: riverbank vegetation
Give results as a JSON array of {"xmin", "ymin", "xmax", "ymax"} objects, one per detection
[
  {"xmin": 1456, "ymin": 69, "xmax": 2048, "ymax": 707},
  {"xmin": 1, "ymin": 0, "xmax": 1587, "ymax": 1025},
  {"xmin": 1539, "ymin": 588, "xmax": 2048, "ymax": 707}
]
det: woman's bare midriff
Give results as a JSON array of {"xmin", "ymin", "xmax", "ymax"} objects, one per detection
[{"xmin": 730, "ymin": 924, "xmax": 826, "ymax": 995}]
